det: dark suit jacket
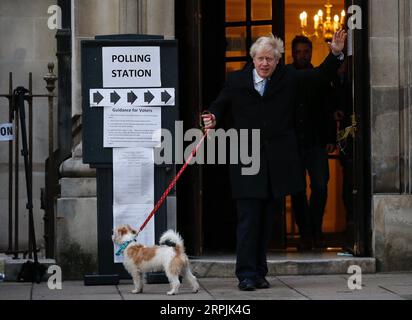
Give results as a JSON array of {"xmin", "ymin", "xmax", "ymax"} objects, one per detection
[
  {"xmin": 209, "ymin": 53, "xmax": 342, "ymax": 199},
  {"xmin": 291, "ymin": 64, "xmax": 337, "ymax": 148}
]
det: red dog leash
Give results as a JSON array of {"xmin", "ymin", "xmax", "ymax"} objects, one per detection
[{"xmin": 135, "ymin": 121, "xmax": 211, "ymax": 238}]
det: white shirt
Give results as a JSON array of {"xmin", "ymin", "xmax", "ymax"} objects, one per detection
[{"xmin": 253, "ymin": 69, "xmax": 268, "ymax": 96}]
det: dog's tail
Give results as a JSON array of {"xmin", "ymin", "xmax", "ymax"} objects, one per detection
[{"xmin": 159, "ymin": 229, "xmax": 185, "ymax": 252}]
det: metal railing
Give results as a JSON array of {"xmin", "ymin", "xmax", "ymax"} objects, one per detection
[{"xmin": 0, "ymin": 63, "xmax": 57, "ymax": 259}]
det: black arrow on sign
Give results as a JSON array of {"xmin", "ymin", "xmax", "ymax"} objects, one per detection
[
  {"xmin": 144, "ymin": 91, "xmax": 155, "ymax": 104},
  {"xmin": 110, "ymin": 91, "xmax": 121, "ymax": 104},
  {"xmin": 93, "ymin": 91, "xmax": 104, "ymax": 104},
  {"xmin": 161, "ymin": 90, "xmax": 172, "ymax": 104},
  {"xmin": 127, "ymin": 91, "xmax": 138, "ymax": 104}
]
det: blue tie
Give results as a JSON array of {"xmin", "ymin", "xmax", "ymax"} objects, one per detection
[{"xmin": 262, "ymin": 79, "xmax": 269, "ymax": 95}]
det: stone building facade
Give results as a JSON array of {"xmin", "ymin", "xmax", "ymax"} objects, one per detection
[
  {"xmin": 0, "ymin": 0, "xmax": 411, "ymax": 275},
  {"xmin": 369, "ymin": 0, "xmax": 412, "ymax": 270}
]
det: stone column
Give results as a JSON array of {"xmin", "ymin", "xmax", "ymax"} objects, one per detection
[
  {"xmin": 56, "ymin": 143, "xmax": 98, "ymax": 279},
  {"xmin": 370, "ymin": 0, "xmax": 412, "ymax": 271},
  {"xmin": 59, "ymin": 0, "xmax": 140, "ymax": 277},
  {"xmin": 138, "ymin": 0, "xmax": 175, "ymax": 39},
  {"xmin": 370, "ymin": 0, "xmax": 400, "ymax": 193},
  {"xmin": 72, "ymin": 0, "xmax": 140, "ymax": 117}
]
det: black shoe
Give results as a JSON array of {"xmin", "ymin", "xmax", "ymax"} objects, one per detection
[
  {"xmin": 297, "ymin": 239, "xmax": 313, "ymax": 251},
  {"xmin": 255, "ymin": 277, "xmax": 270, "ymax": 289},
  {"xmin": 238, "ymin": 278, "xmax": 256, "ymax": 291},
  {"xmin": 313, "ymin": 233, "xmax": 326, "ymax": 249},
  {"xmin": 314, "ymin": 239, "xmax": 327, "ymax": 249}
]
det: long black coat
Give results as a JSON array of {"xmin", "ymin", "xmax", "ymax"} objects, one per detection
[
  {"xmin": 209, "ymin": 53, "xmax": 341, "ymax": 199},
  {"xmin": 291, "ymin": 64, "xmax": 337, "ymax": 148}
]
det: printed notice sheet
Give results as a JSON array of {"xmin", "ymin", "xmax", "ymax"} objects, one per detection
[
  {"xmin": 104, "ymin": 106, "xmax": 161, "ymax": 148},
  {"xmin": 113, "ymin": 147, "xmax": 154, "ymax": 205},
  {"xmin": 113, "ymin": 147, "xmax": 155, "ymax": 263}
]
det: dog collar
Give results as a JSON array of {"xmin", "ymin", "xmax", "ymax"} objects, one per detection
[{"xmin": 115, "ymin": 238, "xmax": 136, "ymax": 256}]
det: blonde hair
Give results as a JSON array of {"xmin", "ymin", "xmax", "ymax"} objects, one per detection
[{"xmin": 250, "ymin": 34, "xmax": 284, "ymax": 60}]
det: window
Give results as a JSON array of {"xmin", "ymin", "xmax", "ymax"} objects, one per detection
[{"xmin": 225, "ymin": 0, "xmax": 277, "ymax": 73}]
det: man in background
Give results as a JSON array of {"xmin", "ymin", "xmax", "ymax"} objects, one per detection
[{"xmin": 290, "ymin": 36, "xmax": 338, "ymax": 250}]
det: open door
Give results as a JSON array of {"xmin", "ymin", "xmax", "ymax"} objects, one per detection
[
  {"xmin": 344, "ymin": 0, "xmax": 370, "ymax": 256},
  {"xmin": 282, "ymin": 0, "xmax": 370, "ymax": 254},
  {"xmin": 175, "ymin": 0, "xmax": 204, "ymax": 255}
]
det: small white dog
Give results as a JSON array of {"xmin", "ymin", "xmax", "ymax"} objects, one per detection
[{"xmin": 112, "ymin": 225, "xmax": 199, "ymax": 295}]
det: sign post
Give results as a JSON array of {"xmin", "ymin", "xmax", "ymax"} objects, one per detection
[{"xmin": 81, "ymin": 35, "xmax": 179, "ymax": 283}]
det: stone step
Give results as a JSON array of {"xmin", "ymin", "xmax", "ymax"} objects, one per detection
[
  {"xmin": 0, "ymin": 254, "xmax": 12, "ymax": 275},
  {"xmin": 4, "ymin": 258, "xmax": 56, "ymax": 282},
  {"xmin": 190, "ymin": 253, "xmax": 376, "ymax": 278}
]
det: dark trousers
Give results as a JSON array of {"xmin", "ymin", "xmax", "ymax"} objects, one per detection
[
  {"xmin": 235, "ymin": 197, "xmax": 278, "ymax": 282},
  {"xmin": 292, "ymin": 145, "xmax": 329, "ymax": 241}
]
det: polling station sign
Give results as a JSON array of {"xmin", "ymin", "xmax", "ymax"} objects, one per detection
[
  {"xmin": 102, "ymin": 47, "xmax": 161, "ymax": 88},
  {"xmin": 0, "ymin": 123, "xmax": 13, "ymax": 141}
]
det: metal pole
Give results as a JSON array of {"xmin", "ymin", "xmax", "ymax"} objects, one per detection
[
  {"xmin": 28, "ymin": 73, "xmax": 33, "ymax": 259},
  {"xmin": 8, "ymin": 72, "xmax": 13, "ymax": 253},
  {"xmin": 44, "ymin": 63, "xmax": 57, "ymax": 163},
  {"xmin": 44, "ymin": 62, "xmax": 57, "ymax": 258},
  {"xmin": 14, "ymin": 88, "xmax": 19, "ymax": 259},
  {"xmin": 46, "ymin": 71, "xmax": 54, "ymax": 164}
]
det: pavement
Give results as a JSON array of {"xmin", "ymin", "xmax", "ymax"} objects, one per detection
[
  {"xmin": 1, "ymin": 272, "xmax": 412, "ymax": 300},
  {"xmin": 1, "ymin": 251, "xmax": 411, "ymax": 302}
]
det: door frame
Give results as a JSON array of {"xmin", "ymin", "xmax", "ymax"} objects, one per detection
[
  {"xmin": 348, "ymin": 0, "xmax": 371, "ymax": 256},
  {"xmin": 175, "ymin": 0, "xmax": 204, "ymax": 255}
]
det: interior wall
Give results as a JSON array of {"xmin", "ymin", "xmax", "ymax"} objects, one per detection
[{"xmin": 285, "ymin": 0, "xmax": 344, "ymax": 65}]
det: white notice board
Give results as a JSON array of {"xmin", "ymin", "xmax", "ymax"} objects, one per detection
[
  {"xmin": 102, "ymin": 46, "xmax": 161, "ymax": 88},
  {"xmin": 103, "ymin": 106, "xmax": 161, "ymax": 148}
]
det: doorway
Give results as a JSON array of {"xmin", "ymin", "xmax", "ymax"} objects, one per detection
[
  {"xmin": 175, "ymin": 0, "xmax": 370, "ymax": 256},
  {"xmin": 199, "ymin": 0, "xmax": 287, "ymax": 254}
]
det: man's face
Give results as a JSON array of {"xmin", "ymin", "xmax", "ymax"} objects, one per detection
[
  {"xmin": 253, "ymin": 49, "xmax": 278, "ymax": 79},
  {"xmin": 292, "ymin": 43, "xmax": 312, "ymax": 69}
]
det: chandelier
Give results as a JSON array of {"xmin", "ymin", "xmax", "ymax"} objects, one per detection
[{"xmin": 299, "ymin": 0, "xmax": 345, "ymax": 42}]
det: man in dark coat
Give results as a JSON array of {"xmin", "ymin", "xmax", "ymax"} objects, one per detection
[
  {"xmin": 289, "ymin": 36, "xmax": 338, "ymax": 250},
  {"xmin": 202, "ymin": 30, "xmax": 346, "ymax": 291}
]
